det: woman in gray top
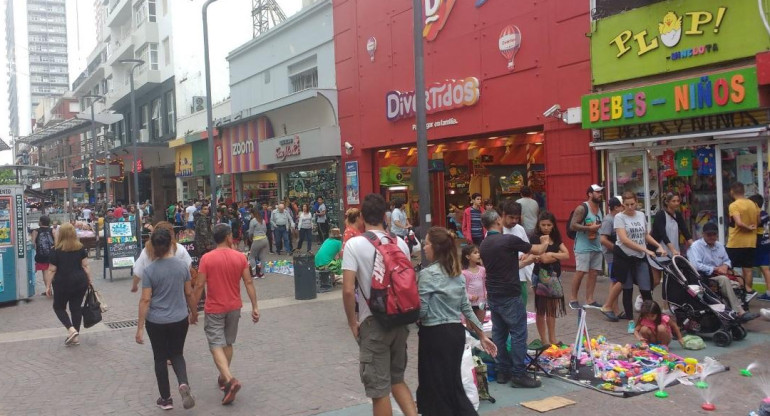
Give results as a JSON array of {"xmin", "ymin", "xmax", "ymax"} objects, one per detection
[
  {"xmin": 416, "ymin": 227, "xmax": 496, "ymax": 416},
  {"xmin": 136, "ymin": 228, "xmax": 197, "ymax": 410},
  {"xmin": 248, "ymin": 208, "xmax": 269, "ymax": 278}
]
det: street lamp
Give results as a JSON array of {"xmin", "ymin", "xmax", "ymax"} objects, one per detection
[
  {"xmin": 203, "ymin": 0, "xmax": 219, "ymax": 221},
  {"xmin": 82, "ymin": 94, "xmax": 104, "ymax": 208},
  {"xmin": 412, "ymin": 0, "xmax": 431, "ymax": 266},
  {"xmin": 119, "ymin": 58, "xmax": 145, "ymax": 249}
]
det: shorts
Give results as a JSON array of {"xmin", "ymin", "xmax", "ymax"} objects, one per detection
[
  {"xmin": 357, "ymin": 316, "xmax": 409, "ymax": 398},
  {"xmin": 755, "ymin": 245, "xmax": 770, "ymax": 267},
  {"xmin": 35, "ymin": 262, "xmax": 49, "ymax": 271},
  {"xmin": 727, "ymin": 247, "xmax": 756, "ymax": 269},
  {"xmin": 204, "ymin": 309, "xmax": 241, "ymax": 348},
  {"xmin": 575, "ymin": 251, "xmax": 603, "ymax": 272}
]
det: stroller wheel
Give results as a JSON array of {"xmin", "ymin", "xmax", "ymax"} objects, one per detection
[
  {"xmin": 713, "ymin": 330, "xmax": 732, "ymax": 347},
  {"xmin": 731, "ymin": 325, "xmax": 747, "ymax": 341}
]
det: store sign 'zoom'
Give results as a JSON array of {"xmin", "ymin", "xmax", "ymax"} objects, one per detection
[{"xmin": 386, "ymin": 77, "xmax": 480, "ymax": 122}]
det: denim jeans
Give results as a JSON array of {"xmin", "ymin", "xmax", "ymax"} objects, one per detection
[
  {"xmin": 297, "ymin": 228, "xmax": 313, "ymax": 251},
  {"xmin": 487, "ymin": 295, "xmax": 528, "ymax": 377},
  {"xmin": 274, "ymin": 225, "xmax": 291, "ymax": 253}
]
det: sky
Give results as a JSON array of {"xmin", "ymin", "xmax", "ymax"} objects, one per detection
[{"xmin": 0, "ymin": 0, "xmax": 303, "ymax": 165}]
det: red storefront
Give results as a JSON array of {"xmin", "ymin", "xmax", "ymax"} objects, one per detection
[{"xmin": 334, "ymin": 0, "xmax": 599, "ymax": 234}]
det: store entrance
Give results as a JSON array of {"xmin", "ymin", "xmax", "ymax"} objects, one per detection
[{"xmin": 609, "ymin": 140, "xmax": 766, "ymax": 243}]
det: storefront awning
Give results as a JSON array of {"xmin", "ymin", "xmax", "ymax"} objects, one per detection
[{"xmin": 589, "ymin": 126, "xmax": 768, "ymax": 150}]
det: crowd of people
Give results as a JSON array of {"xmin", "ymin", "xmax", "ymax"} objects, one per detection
[{"xmin": 29, "ymin": 182, "xmax": 770, "ymax": 415}]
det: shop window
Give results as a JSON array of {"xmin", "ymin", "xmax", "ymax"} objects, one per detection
[{"xmin": 151, "ymin": 98, "xmax": 162, "ymax": 140}]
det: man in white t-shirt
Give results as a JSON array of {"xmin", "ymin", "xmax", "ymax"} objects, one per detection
[
  {"xmin": 185, "ymin": 201, "xmax": 198, "ymax": 229},
  {"xmin": 500, "ymin": 200, "xmax": 535, "ymax": 304},
  {"xmin": 341, "ymin": 193, "xmax": 417, "ymax": 416}
]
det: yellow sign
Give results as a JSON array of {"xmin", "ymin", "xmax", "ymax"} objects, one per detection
[{"xmin": 175, "ymin": 145, "xmax": 193, "ymax": 177}]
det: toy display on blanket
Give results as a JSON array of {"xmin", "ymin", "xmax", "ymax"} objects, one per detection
[{"xmin": 531, "ymin": 335, "xmax": 727, "ymax": 396}]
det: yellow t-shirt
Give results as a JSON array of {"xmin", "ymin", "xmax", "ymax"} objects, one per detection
[{"xmin": 727, "ymin": 198, "xmax": 759, "ymax": 248}]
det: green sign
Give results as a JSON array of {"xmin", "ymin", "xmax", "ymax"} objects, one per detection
[
  {"xmin": 192, "ymin": 140, "xmax": 210, "ymax": 176},
  {"xmin": 582, "ymin": 67, "xmax": 759, "ymax": 129},
  {"xmin": 590, "ymin": 0, "xmax": 770, "ymax": 85}
]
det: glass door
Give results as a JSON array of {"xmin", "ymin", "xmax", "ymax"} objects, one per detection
[
  {"xmin": 716, "ymin": 142, "xmax": 765, "ymax": 243},
  {"xmin": 610, "ymin": 152, "xmax": 653, "ymax": 225}
]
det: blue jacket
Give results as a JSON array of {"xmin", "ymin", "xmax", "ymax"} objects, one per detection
[{"xmin": 418, "ymin": 263, "xmax": 483, "ymax": 329}]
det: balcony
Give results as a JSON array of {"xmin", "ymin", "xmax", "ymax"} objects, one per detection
[
  {"xmin": 72, "ymin": 65, "xmax": 105, "ymax": 95},
  {"xmin": 132, "ymin": 23, "xmax": 159, "ymax": 51},
  {"xmin": 106, "ymin": 0, "xmax": 131, "ymax": 28},
  {"xmin": 104, "ymin": 68, "xmax": 162, "ymax": 109},
  {"xmin": 107, "ymin": 35, "xmax": 134, "ymax": 66}
]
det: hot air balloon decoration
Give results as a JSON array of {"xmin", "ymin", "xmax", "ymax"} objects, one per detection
[
  {"xmin": 366, "ymin": 36, "xmax": 377, "ymax": 62},
  {"xmin": 498, "ymin": 25, "xmax": 521, "ymax": 71}
]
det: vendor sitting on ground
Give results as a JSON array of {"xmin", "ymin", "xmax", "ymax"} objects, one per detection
[
  {"xmin": 687, "ymin": 222, "xmax": 759, "ymax": 323},
  {"xmin": 314, "ymin": 227, "xmax": 342, "ymax": 275}
]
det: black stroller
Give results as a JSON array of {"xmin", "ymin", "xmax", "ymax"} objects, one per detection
[{"xmin": 653, "ymin": 255, "xmax": 746, "ymax": 347}]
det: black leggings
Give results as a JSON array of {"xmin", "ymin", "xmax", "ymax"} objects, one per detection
[
  {"xmin": 146, "ymin": 319, "xmax": 190, "ymax": 400},
  {"xmin": 623, "ymin": 289, "xmax": 652, "ymax": 321},
  {"xmin": 52, "ymin": 279, "xmax": 88, "ymax": 332}
]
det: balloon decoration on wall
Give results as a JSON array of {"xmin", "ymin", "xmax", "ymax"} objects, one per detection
[{"xmin": 498, "ymin": 25, "xmax": 522, "ymax": 71}]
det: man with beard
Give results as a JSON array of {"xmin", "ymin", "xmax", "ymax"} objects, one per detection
[{"xmin": 568, "ymin": 184, "xmax": 604, "ymax": 310}]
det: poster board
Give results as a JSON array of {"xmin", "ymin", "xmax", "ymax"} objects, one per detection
[{"xmin": 105, "ymin": 220, "xmax": 139, "ymax": 270}]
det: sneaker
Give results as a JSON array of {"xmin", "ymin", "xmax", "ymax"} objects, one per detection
[
  {"xmin": 757, "ymin": 293, "xmax": 770, "ymax": 302},
  {"xmin": 740, "ymin": 312, "xmax": 760, "ymax": 322},
  {"xmin": 627, "ymin": 321, "xmax": 636, "ymax": 334},
  {"xmin": 156, "ymin": 397, "xmax": 173, "ymax": 410},
  {"xmin": 568, "ymin": 301, "xmax": 581, "ymax": 310},
  {"xmin": 634, "ymin": 295, "xmax": 643, "ymax": 312},
  {"xmin": 760, "ymin": 308, "xmax": 770, "ymax": 320},
  {"xmin": 64, "ymin": 330, "xmax": 78, "ymax": 346},
  {"xmin": 178, "ymin": 384, "xmax": 195, "ymax": 410},
  {"xmin": 250, "ymin": 264, "xmax": 257, "ymax": 278},
  {"xmin": 222, "ymin": 378, "xmax": 241, "ymax": 405},
  {"xmin": 600, "ymin": 308, "xmax": 619, "ymax": 322},
  {"xmin": 745, "ymin": 291, "xmax": 759, "ymax": 304},
  {"xmin": 510, "ymin": 375, "xmax": 542, "ymax": 388},
  {"xmin": 496, "ymin": 372, "xmax": 512, "ymax": 384},
  {"xmin": 583, "ymin": 301, "xmax": 602, "ymax": 309},
  {"xmin": 217, "ymin": 375, "xmax": 226, "ymax": 391}
]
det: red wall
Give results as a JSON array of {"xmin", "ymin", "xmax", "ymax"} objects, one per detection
[{"xmin": 334, "ymin": 0, "xmax": 599, "ymax": 246}]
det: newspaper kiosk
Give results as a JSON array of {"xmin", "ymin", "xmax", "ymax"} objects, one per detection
[{"xmin": 0, "ymin": 185, "xmax": 34, "ymax": 303}]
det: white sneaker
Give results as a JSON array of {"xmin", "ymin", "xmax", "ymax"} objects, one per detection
[
  {"xmin": 634, "ymin": 295, "xmax": 643, "ymax": 312},
  {"xmin": 760, "ymin": 308, "xmax": 770, "ymax": 320}
]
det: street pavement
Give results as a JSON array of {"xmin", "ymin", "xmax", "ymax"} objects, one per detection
[{"xmin": 1, "ymin": 253, "xmax": 769, "ymax": 415}]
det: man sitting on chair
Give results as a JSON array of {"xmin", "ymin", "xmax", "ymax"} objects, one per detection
[
  {"xmin": 687, "ymin": 223, "xmax": 758, "ymax": 322},
  {"xmin": 315, "ymin": 228, "xmax": 343, "ymax": 278}
]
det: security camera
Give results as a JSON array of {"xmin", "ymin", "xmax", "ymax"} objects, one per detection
[
  {"xmin": 344, "ymin": 141, "xmax": 354, "ymax": 152},
  {"xmin": 542, "ymin": 104, "xmax": 561, "ymax": 118}
]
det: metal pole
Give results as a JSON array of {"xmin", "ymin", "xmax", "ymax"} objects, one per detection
[
  {"xmin": 90, "ymin": 101, "xmax": 97, "ymax": 207},
  {"xmin": 413, "ymin": 0, "xmax": 431, "ymax": 266},
  {"xmin": 203, "ymin": 0, "xmax": 219, "ymax": 222},
  {"xmin": 129, "ymin": 65, "xmax": 142, "ymax": 249}
]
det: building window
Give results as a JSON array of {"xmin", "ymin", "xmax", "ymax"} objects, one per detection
[
  {"xmin": 151, "ymin": 98, "xmax": 161, "ymax": 140},
  {"xmin": 289, "ymin": 68, "xmax": 318, "ymax": 93},
  {"xmin": 150, "ymin": 43, "xmax": 159, "ymax": 70},
  {"xmin": 134, "ymin": 0, "xmax": 147, "ymax": 27},
  {"xmin": 148, "ymin": 0, "xmax": 156, "ymax": 22},
  {"xmin": 162, "ymin": 37, "xmax": 170, "ymax": 67},
  {"xmin": 136, "ymin": 43, "xmax": 159, "ymax": 71},
  {"xmin": 165, "ymin": 90, "xmax": 175, "ymax": 135},
  {"xmin": 141, "ymin": 104, "xmax": 149, "ymax": 134}
]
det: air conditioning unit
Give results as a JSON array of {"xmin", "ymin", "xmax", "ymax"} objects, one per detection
[
  {"xmin": 191, "ymin": 96, "xmax": 206, "ymax": 113},
  {"xmin": 139, "ymin": 128, "xmax": 149, "ymax": 143}
]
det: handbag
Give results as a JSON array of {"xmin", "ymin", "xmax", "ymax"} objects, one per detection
[
  {"xmin": 533, "ymin": 266, "xmax": 563, "ymax": 298},
  {"xmin": 82, "ymin": 285, "xmax": 103, "ymax": 328}
]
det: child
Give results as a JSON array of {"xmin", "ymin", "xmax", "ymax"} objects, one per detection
[
  {"xmin": 748, "ymin": 195, "xmax": 770, "ymax": 302},
  {"xmin": 461, "ymin": 245, "xmax": 487, "ymax": 323},
  {"xmin": 530, "ymin": 211, "xmax": 570, "ymax": 346},
  {"xmin": 634, "ymin": 300, "xmax": 684, "ymax": 347}
]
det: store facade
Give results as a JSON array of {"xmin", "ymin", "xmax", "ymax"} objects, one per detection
[
  {"xmin": 583, "ymin": 0, "xmax": 770, "ymax": 243},
  {"xmin": 218, "ymin": 116, "xmax": 272, "ymax": 204},
  {"xmin": 334, "ymin": 0, "xmax": 597, "ymax": 230}
]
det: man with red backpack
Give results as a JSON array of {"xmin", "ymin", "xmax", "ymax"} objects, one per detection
[{"xmin": 342, "ymin": 193, "xmax": 418, "ymax": 416}]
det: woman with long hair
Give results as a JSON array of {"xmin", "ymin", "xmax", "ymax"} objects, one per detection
[
  {"xmin": 530, "ymin": 211, "xmax": 570, "ymax": 346},
  {"xmin": 44, "ymin": 223, "xmax": 92, "ymax": 346},
  {"xmin": 416, "ymin": 227, "xmax": 496, "ymax": 416},
  {"xmin": 613, "ymin": 191, "xmax": 666, "ymax": 329},
  {"xmin": 131, "ymin": 221, "xmax": 193, "ymax": 293},
  {"xmin": 296, "ymin": 204, "xmax": 314, "ymax": 253},
  {"xmin": 248, "ymin": 208, "xmax": 269, "ymax": 278},
  {"xmin": 136, "ymin": 227, "xmax": 197, "ymax": 410}
]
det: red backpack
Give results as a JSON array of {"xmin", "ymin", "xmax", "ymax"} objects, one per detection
[{"xmin": 362, "ymin": 231, "xmax": 420, "ymax": 328}]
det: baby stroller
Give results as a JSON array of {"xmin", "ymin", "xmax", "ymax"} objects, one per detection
[{"xmin": 654, "ymin": 255, "xmax": 746, "ymax": 347}]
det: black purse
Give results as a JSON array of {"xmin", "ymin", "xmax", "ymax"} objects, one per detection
[{"xmin": 82, "ymin": 285, "xmax": 103, "ymax": 328}]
